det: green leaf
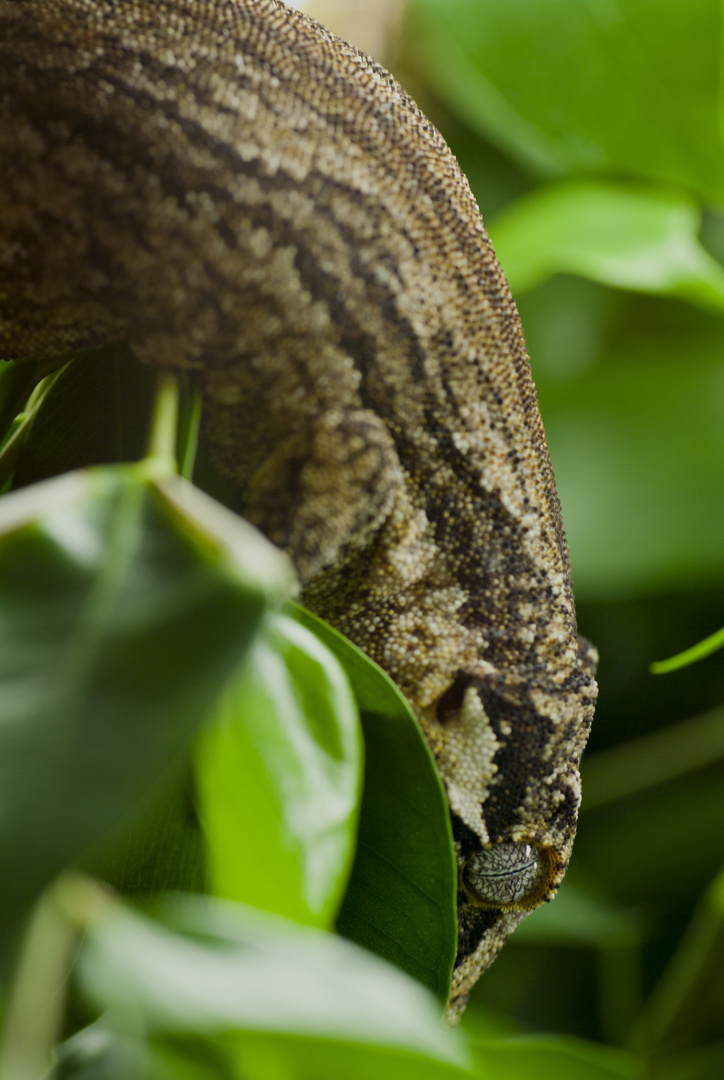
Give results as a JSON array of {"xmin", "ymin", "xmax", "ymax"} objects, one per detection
[
  {"xmin": 9, "ymin": 346, "xmax": 158, "ymax": 489},
  {"xmin": 0, "ymin": 465, "xmax": 293, "ymax": 935},
  {"xmin": 58, "ymin": 1022, "xmax": 471, "ymax": 1080},
  {"xmin": 53, "ymin": 1024, "xmax": 144, "ymax": 1080},
  {"xmin": 408, "ymin": 0, "xmax": 724, "ymax": 202},
  {"xmin": 627, "ymin": 864, "xmax": 724, "ymax": 1058},
  {"xmin": 534, "ymin": 333, "xmax": 724, "ymax": 599},
  {"xmin": 55, "ymin": 1023, "xmax": 233, "ymax": 1080},
  {"xmin": 512, "ymin": 879, "xmax": 643, "ymax": 948},
  {"xmin": 194, "ymin": 613, "xmax": 362, "ymax": 929},
  {"xmin": 0, "ymin": 359, "xmax": 61, "ymax": 451},
  {"xmin": 292, "ymin": 606, "xmax": 457, "ymax": 1002},
  {"xmin": 84, "ymin": 764, "xmax": 206, "ymax": 898},
  {"xmin": 490, "ymin": 181, "xmax": 724, "ymax": 311},
  {"xmin": 576, "ymin": 764, "xmax": 724, "ymax": 907},
  {"xmin": 76, "ymin": 892, "xmax": 469, "ymax": 1070},
  {"xmin": 581, "ymin": 706, "xmax": 724, "ymax": 811},
  {"xmin": 470, "ymin": 1034, "xmax": 640, "ymax": 1080}
]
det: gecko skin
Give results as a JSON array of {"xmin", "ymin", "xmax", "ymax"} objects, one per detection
[{"xmin": 0, "ymin": 0, "xmax": 597, "ymax": 1018}]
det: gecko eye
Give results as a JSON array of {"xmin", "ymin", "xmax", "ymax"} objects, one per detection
[{"xmin": 461, "ymin": 843, "xmax": 552, "ymax": 909}]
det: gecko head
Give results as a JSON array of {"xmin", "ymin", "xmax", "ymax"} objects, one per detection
[
  {"xmin": 446, "ymin": 816, "xmax": 566, "ymax": 1023},
  {"xmin": 432, "ymin": 655, "xmax": 597, "ymax": 1021}
]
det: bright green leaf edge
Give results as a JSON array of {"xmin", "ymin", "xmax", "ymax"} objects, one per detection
[{"xmin": 490, "ymin": 180, "xmax": 724, "ymax": 311}]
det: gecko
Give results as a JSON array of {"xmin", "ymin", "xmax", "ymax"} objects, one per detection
[{"xmin": 0, "ymin": 0, "xmax": 598, "ymax": 1020}]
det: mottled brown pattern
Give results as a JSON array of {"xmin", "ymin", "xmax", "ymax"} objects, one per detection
[{"xmin": 0, "ymin": 0, "xmax": 597, "ymax": 1019}]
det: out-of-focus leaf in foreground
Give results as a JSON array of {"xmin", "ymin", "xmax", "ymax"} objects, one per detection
[
  {"xmin": 0, "ymin": 465, "xmax": 293, "ymax": 935},
  {"xmin": 292, "ymin": 605, "xmax": 457, "ymax": 1002},
  {"xmin": 490, "ymin": 181, "xmax": 724, "ymax": 311},
  {"xmin": 470, "ymin": 1034, "xmax": 639, "ymax": 1080},
  {"xmin": 407, "ymin": 0, "xmax": 724, "ymax": 201},
  {"xmin": 195, "ymin": 613, "xmax": 362, "ymax": 929},
  {"xmin": 75, "ymin": 889, "xmax": 469, "ymax": 1078}
]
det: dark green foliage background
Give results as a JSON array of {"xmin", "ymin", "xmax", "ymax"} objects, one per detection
[{"xmin": 398, "ymin": 0, "xmax": 724, "ymax": 1074}]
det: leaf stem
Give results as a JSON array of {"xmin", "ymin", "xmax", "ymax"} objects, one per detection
[
  {"xmin": 0, "ymin": 885, "xmax": 77, "ymax": 1080},
  {"xmin": 0, "ymin": 365, "xmax": 69, "ymax": 491},
  {"xmin": 650, "ymin": 625, "xmax": 724, "ymax": 673},
  {"xmin": 627, "ymin": 864, "xmax": 724, "ymax": 1057},
  {"xmin": 178, "ymin": 383, "xmax": 203, "ymax": 482},
  {"xmin": 0, "ymin": 876, "xmax": 114, "ymax": 1080},
  {"xmin": 0, "ymin": 359, "xmax": 59, "ymax": 448},
  {"xmin": 146, "ymin": 371, "xmax": 180, "ymax": 473}
]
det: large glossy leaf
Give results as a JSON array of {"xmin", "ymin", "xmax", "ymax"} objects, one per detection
[
  {"xmin": 407, "ymin": 0, "xmax": 724, "ymax": 201},
  {"xmin": 194, "ymin": 613, "xmax": 362, "ymax": 929},
  {"xmin": 0, "ymin": 465, "xmax": 293, "ymax": 935},
  {"xmin": 490, "ymin": 181, "xmax": 724, "ymax": 311},
  {"xmin": 292, "ymin": 606, "xmax": 457, "ymax": 1002},
  {"xmin": 76, "ymin": 892, "xmax": 469, "ymax": 1071}
]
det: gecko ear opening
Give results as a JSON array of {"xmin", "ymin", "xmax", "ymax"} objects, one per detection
[{"xmin": 461, "ymin": 842, "xmax": 553, "ymax": 910}]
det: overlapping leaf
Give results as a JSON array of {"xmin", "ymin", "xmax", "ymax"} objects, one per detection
[
  {"xmin": 490, "ymin": 181, "xmax": 724, "ymax": 311},
  {"xmin": 292, "ymin": 606, "xmax": 457, "ymax": 1001},
  {"xmin": 195, "ymin": 613, "xmax": 362, "ymax": 929},
  {"xmin": 0, "ymin": 464, "xmax": 293, "ymax": 934}
]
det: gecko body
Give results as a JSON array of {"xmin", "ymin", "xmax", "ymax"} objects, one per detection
[{"xmin": 0, "ymin": 0, "xmax": 597, "ymax": 1018}]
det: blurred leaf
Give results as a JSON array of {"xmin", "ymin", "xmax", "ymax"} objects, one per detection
[
  {"xmin": 195, "ymin": 613, "xmax": 362, "ymax": 929},
  {"xmin": 0, "ymin": 466, "xmax": 292, "ymax": 936},
  {"xmin": 650, "ymin": 1042, "xmax": 724, "ymax": 1080},
  {"xmin": 76, "ymin": 891, "xmax": 469, "ymax": 1070},
  {"xmin": 490, "ymin": 181, "xmax": 724, "ymax": 311},
  {"xmin": 407, "ymin": 0, "xmax": 724, "ymax": 201},
  {"xmin": 628, "ymin": 863, "xmax": 724, "ymax": 1058},
  {"xmin": 536, "ymin": 338, "xmax": 724, "ymax": 598},
  {"xmin": 575, "ymin": 765, "xmax": 724, "ymax": 906},
  {"xmin": 470, "ymin": 1034, "xmax": 640, "ymax": 1080},
  {"xmin": 513, "ymin": 879, "xmax": 643, "ymax": 948},
  {"xmin": 53, "ymin": 1025, "xmax": 142, "ymax": 1080},
  {"xmin": 59, "ymin": 1025, "xmax": 472, "ymax": 1080},
  {"xmin": 55, "ymin": 1023, "xmax": 234, "ymax": 1080},
  {"xmin": 292, "ymin": 605, "xmax": 457, "ymax": 1001},
  {"xmin": 10, "ymin": 346, "xmax": 158, "ymax": 489},
  {"xmin": 231, "ymin": 1037, "xmax": 469, "ymax": 1080},
  {"xmin": 0, "ymin": 358, "xmax": 63, "ymax": 452},
  {"xmin": 650, "ymin": 626, "xmax": 724, "ymax": 673},
  {"xmin": 581, "ymin": 706, "xmax": 724, "ymax": 810},
  {"xmin": 85, "ymin": 764, "xmax": 206, "ymax": 898}
]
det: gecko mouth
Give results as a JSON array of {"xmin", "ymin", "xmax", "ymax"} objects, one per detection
[{"xmin": 460, "ymin": 842, "xmax": 553, "ymax": 910}]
